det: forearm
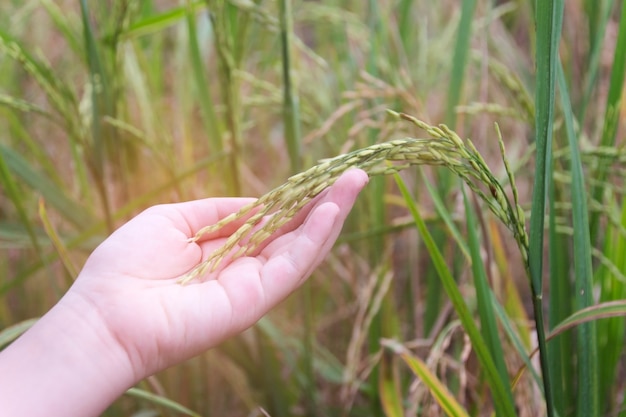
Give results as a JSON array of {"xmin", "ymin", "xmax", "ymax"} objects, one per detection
[{"xmin": 0, "ymin": 292, "xmax": 136, "ymax": 417}]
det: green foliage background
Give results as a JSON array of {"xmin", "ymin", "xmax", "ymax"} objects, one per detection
[{"xmin": 1, "ymin": 1, "xmax": 626, "ymax": 416}]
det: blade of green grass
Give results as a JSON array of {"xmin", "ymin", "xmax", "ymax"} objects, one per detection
[
  {"xmin": 278, "ymin": 1, "xmax": 315, "ymax": 414},
  {"xmin": 397, "ymin": 0, "xmax": 414, "ymax": 49},
  {"xmin": 121, "ymin": 1, "xmax": 204, "ymax": 40},
  {"xmin": 0, "ymin": 151, "xmax": 228, "ymax": 295},
  {"xmin": 79, "ymin": 0, "xmax": 115, "ymax": 232},
  {"xmin": 0, "ymin": 29, "xmax": 79, "ymax": 125},
  {"xmin": 394, "ymin": 173, "xmax": 517, "ymax": 416},
  {"xmin": 0, "ymin": 94, "xmax": 60, "ymax": 125},
  {"xmin": 254, "ymin": 326, "xmax": 292, "ymax": 417},
  {"xmin": 185, "ymin": 1, "xmax": 227, "ymax": 189},
  {"xmin": 528, "ymin": 2, "xmax": 563, "ymax": 415},
  {"xmin": 0, "ymin": 144, "xmax": 95, "ymax": 229},
  {"xmin": 578, "ymin": 0, "xmax": 614, "ymax": 123},
  {"xmin": 0, "ymin": 318, "xmax": 37, "ymax": 350},
  {"xmin": 513, "ymin": 300, "xmax": 626, "ymax": 392},
  {"xmin": 5, "ymin": 111, "xmax": 64, "ymax": 188},
  {"xmin": 556, "ymin": 59, "xmax": 598, "ymax": 417},
  {"xmin": 38, "ymin": 198, "xmax": 78, "ymax": 282},
  {"xmin": 364, "ymin": 3, "xmax": 397, "ymax": 415},
  {"xmin": 549, "ymin": 300, "xmax": 626, "ymax": 336},
  {"xmin": 589, "ymin": 0, "xmax": 626, "ymax": 243},
  {"xmin": 0, "ymin": 27, "xmax": 90, "ymax": 201},
  {"xmin": 421, "ymin": 171, "xmax": 468, "ymax": 338},
  {"xmin": 547, "ymin": 169, "xmax": 574, "ymax": 417},
  {"xmin": 40, "ymin": 0, "xmax": 82, "ymax": 57},
  {"xmin": 445, "ymin": 0, "xmax": 477, "ymax": 128},
  {"xmin": 209, "ymin": 0, "xmax": 243, "ymax": 195},
  {"xmin": 596, "ymin": 199, "xmax": 626, "ymax": 412},
  {"xmin": 126, "ymin": 387, "xmax": 202, "ymax": 417},
  {"xmin": 463, "ymin": 189, "xmax": 515, "ymax": 416},
  {"xmin": 382, "ymin": 339, "xmax": 470, "ymax": 417},
  {"xmin": 490, "ymin": 289, "xmax": 543, "ymax": 389},
  {"xmin": 0, "ymin": 143, "xmax": 42, "ymax": 258},
  {"xmin": 279, "ymin": 0, "xmax": 301, "ymax": 174},
  {"xmin": 423, "ymin": 172, "xmax": 470, "ymax": 260},
  {"xmin": 378, "ymin": 352, "xmax": 403, "ymax": 417}
]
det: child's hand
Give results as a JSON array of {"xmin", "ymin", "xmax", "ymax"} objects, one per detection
[
  {"xmin": 75, "ymin": 168, "xmax": 367, "ymax": 378},
  {"xmin": 0, "ymin": 169, "xmax": 367, "ymax": 417}
]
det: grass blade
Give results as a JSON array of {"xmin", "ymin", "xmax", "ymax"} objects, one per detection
[
  {"xmin": 445, "ymin": 0, "xmax": 477, "ymax": 127},
  {"xmin": 278, "ymin": 1, "xmax": 317, "ymax": 413},
  {"xmin": 549, "ymin": 300, "xmax": 626, "ymax": 336},
  {"xmin": 596, "ymin": 200, "xmax": 626, "ymax": 412},
  {"xmin": 463, "ymin": 189, "xmax": 515, "ymax": 415},
  {"xmin": 0, "ymin": 143, "xmax": 42, "ymax": 257},
  {"xmin": 209, "ymin": 0, "xmax": 243, "ymax": 195},
  {"xmin": 40, "ymin": 0, "xmax": 82, "ymax": 56},
  {"xmin": 589, "ymin": 0, "xmax": 626, "ymax": 243},
  {"xmin": 547, "ymin": 176, "xmax": 574, "ymax": 416},
  {"xmin": 422, "ymin": 172, "xmax": 470, "ymax": 260},
  {"xmin": 126, "ymin": 387, "xmax": 202, "ymax": 417},
  {"xmin": 185, "ymin": 1, "xmax": 228, "ymax": 191},
  {"xmin": 0, "ymin": 144, "xmax": 94, "ymax": 229},
  {"xmin": 490, "ymin": 290, "xmax": 543, "ymax": 390},
  {"xmin": 528, "ymin": 2, "xmax": 564, "ymax": 415},
  {"xmin": 383, "ymin": 339, "xmax": 470, "ymax": 417},
  {"xmin": 0, "ymin": 318, "xmax": 37, "ymax": 350},
  {"xmin": 279, "ymin": 0, "xmax": 301, "ymax": 173},
  {"xmin": 122, "ymin": 1, "xmax": 204, "ymax": 40},
  {"xmin": 79, "ymin": 0, "xmax": 116, "ymax": 232},
  {"xmin": 379, "ymin": 353, "xmax": 403, "ymax": 417},
  {"xmin": 393, "ymin": 173, "xmax": 517, "ymax": 416},
  {"xmin": 578, "ymin": 0, "xmax": 615, "ymax": 122},
  {"xmin": 556, "ymin": 59, "xmax": 598, "ymax": 417},
  {"xmin": 38, "ymin": 198, "xmax": 78, "ymax": 282}
]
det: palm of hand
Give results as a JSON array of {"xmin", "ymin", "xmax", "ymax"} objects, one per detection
[{"xmin": 69, "ymin": 170, "xmax": 367, "ymax": 380}]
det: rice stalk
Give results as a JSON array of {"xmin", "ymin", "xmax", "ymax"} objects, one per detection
[
  {"xmin": 179, "ymin": 111, "xmax": 527, "ymax": 284},
  {"xmin": 445, "ymin": 0, "xmax": 477, "ymax": 127}
]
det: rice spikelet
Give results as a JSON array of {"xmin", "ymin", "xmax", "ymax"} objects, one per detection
[{"xmin": 179, "ymin": 112, "xmax": 528, "ymax": 284}]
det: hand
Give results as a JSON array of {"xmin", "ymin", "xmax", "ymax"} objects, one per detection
[
  {"xmin": 76, "ymin": 168, "xmax": 368, "ymax": 378},
  {"xmin": 0, "ymin": 169, "xmax": 367, "ymax": 417}
]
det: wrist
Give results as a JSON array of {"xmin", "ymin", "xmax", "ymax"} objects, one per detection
[{"xmin": 0, "ymin": 289, "xmax": 137, "ymax": 417}]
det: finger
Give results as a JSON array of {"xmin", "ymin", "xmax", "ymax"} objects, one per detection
[
  {"xmin": 250, "ymin": 168, "xmax": 369, "ymax": 255},
  {"xmin": 191, "ymin": 202, "xmax": 341, "ymax": 337},
  {"xmin": 258, "ymin": 169, "xmax": 367, "ymax": 303}
]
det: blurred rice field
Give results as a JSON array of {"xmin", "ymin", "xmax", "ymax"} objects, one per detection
[{"xmin": 1, "ymin": 1, "xmax": 626, "ymax": 416}]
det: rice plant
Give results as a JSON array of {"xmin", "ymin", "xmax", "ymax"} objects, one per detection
[
  {"xmin": 180, "ymin": 112, "xmax": 527, "ymax": 285},
  {"xmin": 2, "ymin": 1, "xmax": 626, "ymax": 416}
]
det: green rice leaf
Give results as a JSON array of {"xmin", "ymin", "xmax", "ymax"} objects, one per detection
[
  {"xmin": 121, "ymin": 1, "xmax": 205, "ymax": 40},
  {"xmin": 445, "ymin": 0, "xmax": 477, "ymax": 127},
  {"xmin": 379, "ymin": 352, "xmax": 403, "ymax": 417},
  {"xmin": 549, "ymin": 300, "xmax": 626, "ymax": 337},
  {"xmin": 0, "ymin": 144, "xmax": 94, "ymax": 229},
  {"xmin": 463, "ymin": 188, "xmax": 515, "ymax": 415},
  {"xmin": 0, "ymin": 142, "xmax": 42, "ymax": 256},
  {"xmin": 383, "ymin": 339, "xmax": 470, "ymax": 417},
  {"xmin": 38, "ymin": 199, "xmax": 78, "ymax": 280},
  {"xmin": 0, "ymin": 318, "xmax": 37, "ymax": 350},
  {"xmin": 589, "ymin": 0, "xmax": 626, "ymax": 242},
  {"xmin": 422, "ymin": 172, "xmax": 470, "ymax": 260},
  {"xmin": 393, "ymin": 173, "xmax": 517, "ymax": 417},
  {"xmin": 529, "ymin": 2, "xmax": 564, "ymax": 415},
  {"xmin": 556, "ymin": 59, "xmax": 598, "ymax": 417},
  {"xmin": 126, "ymin": 387, "xmax": 202, "ymax": 417},
  {"xmin": 184, "ymin": 2, "xmax": 225, "ymax": 166}
]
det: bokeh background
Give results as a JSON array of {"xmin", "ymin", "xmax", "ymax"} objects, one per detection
[{"xmin": 1, "ymin": 1, "xmax": 625, "ymax": 416}]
